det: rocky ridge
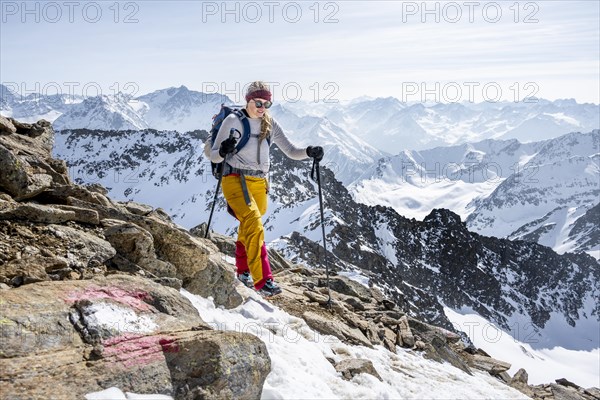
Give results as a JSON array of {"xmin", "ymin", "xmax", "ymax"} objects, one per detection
[{"xmin": 0, "ymin": 116, "xmax": 597, "ymax": 399}]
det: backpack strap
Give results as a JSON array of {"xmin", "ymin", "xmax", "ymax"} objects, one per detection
[{"xmin": 232, "ymin": 109, "xmax": 251, "ymax": 154}]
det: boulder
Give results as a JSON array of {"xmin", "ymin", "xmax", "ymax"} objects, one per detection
[
  {"xmin": 326, "ymin": 277, "xmax": 372, "ymax": 302},
  {"xmin": 104, "ymin": 222, "xmax": 177, "ymax": 278},
  {"xmin": 425, "ymin": 336, "xmax": 472, "ymax": 375},
  {"xmin": 335, "ymin": 358, "xmax": 382, "ymax": 381},
  {"xmin": 303, "ymin": 311, "xmax": 372, "ymax": 348},
  {"xmin": 584, "ymin": 388, "xmax": 600, "ymax": 399},
  {"xmin": 344, "ymin": 296, "xmax": 365, "ymax": 311},
  {"xmin": 0, "ymin": 202, "xmax": 99, "ymax": 225},
  {"xmin": 303, "ymin": 289, "xmax": 331, "ymax": 305},
  {"xmin": 121, "ymin": 201, "xmax": 153, "ymax": 216},
  {"xmin": 462, "ymin": 351, "xmax": 511, "ymax": 376},
  {"xmin": 556, "ymin": 378, "xmax": 582, "ymax": 390},
  {"xmin": 0, "ymin": 114, "xmax": 16, "ymax": 135},
  {"xmin": 549, "ymin": 384, "xmax": 587, "ymax": 400},
  {"xmin": 0, "ymin": 256, "xmax": 52, "ymax": 286},
  {"xmin": 382, "ymin": 327, "xmax": 397, "ymax": 352},
  {"xmin": 365, "ymin": 322, "xmax": 383, "ymax": 346},
  {"xmin": 47, "ymin": 224, "xmax": 116, "ymax": 269},
  {"xmin": 398, "ymin": 315, "xmax": 415, "ymax": 348},
  {"xmin": 184, "ymin": 254, "xmax": 244, "ymax": 309},
  {"xmin": 60, "ymin": 197, "xmax": 242, "ymax": 308},
  {"xmin": 509, "ymin": 368, "xmax": 535, "ymax": 398},
  {"xmin": 0, "ymin": 275, "xmax": 270, "ymax": 399},
  {"xmin": 0, "ymin": 143, "xmax": 52, "ymax": 200}
]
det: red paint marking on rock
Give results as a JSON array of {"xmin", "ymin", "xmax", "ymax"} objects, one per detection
[
  {"xmin": 64, "ymin": 286, "xmax": 153, "ymax": 311},
  {"xmin": 101, "ymin": 334, "xmax": 179, "ymax": 368}
]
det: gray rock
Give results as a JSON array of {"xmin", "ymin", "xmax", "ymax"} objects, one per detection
[
  {"xmin": 550, "ymin": 384, "xmax": 587, "ymax": 400},
  {"xmin": 152, "ymin": 277, "xmax": 183, "ymax": 290},
  {"xmin": 185, "ymin": 254, "xmax": 243, "ymax": 309},
  {"xmin": 9, "ymin": 118, "xmax": 51, "ymax": 138},
  {"xmin": 267, "ymin": 246, "xmax": 295, "ymax": 272},
  {"xmin": 584, "ymin": 387, "xmax": 600, "ymax": 399},
  {"xmin": 326, "ymin": 277, "xmax": 372, "ymax": 302},
  {"xmin": 365, "ymin": 322, "xmax": 383, "ymax": 346},
  {"xmin": 462, "ymin": 352, "xmax": 511, "ymax": 375},
  {"xmin": 122, "ymin": 200, "xmax": 153, "ymax": 216},
  {"xmin": 511, "ymin": 368, "xmax": 529, "ymax": 385},
  {"xmin": 398, "ymin": 315, "xmax": 415, "ymax": 348},
  {"xmin": 340, "ymin": 311, "xmax": 369, "ymax": 331},
  {"xmin": 0, "ymin": 202, "xmax": 99, "ymax": 225},
  {"xmin": 303, "ymin": 311, "xmax": 372, "ymax": 348},
  {"xmin": 64, "ymin": 198, "xmax": 243, "ymax": 309},
  {"xmin": 104, "ymin": 222, "xmax": 177, "ymax": 278},
  {"xmin": 556, "ymin": 378, "xmax": 582, "ymax": 390},
  {"xmin": 425, "ymin": 336, "xmax": 472, "ymax": 375},
  {"xmin": 382, "ymin": 326, "xmax": 397, "ymax": 352},
  {"xmin": 1, "ymin": 256, "xmax": 52, "ymax": 285},
  {"xmin": 344, "ymin": 296, "xmax": 365, "ymax": 311},
  {"xmin": 0, "ymin": 275, "xmax": 269, "ymax": 399},
  {"xmin": 304, "ymin": 289, "xmax": 331, "ymax": 305},
  {"xmin": 0, "ymin": 115, "xmax": 16, "ymax": 135},
  {"xmin": 164, "ymin": 330, "xmax": 271, "ymax": 400},
  {"xmin": 508, "ymin": 369, "xmax": 535, "ymax": 398},
  {"xmin": 48, "ymin": 224, "xmax": 116, "ymax": 268},
  {"xmin": 335, "ymin": 358, "xmax": 382, "ymax": 381},
  {"xmin": 0, "ymin": 143, "xmax": 43, "ymax": 199}
]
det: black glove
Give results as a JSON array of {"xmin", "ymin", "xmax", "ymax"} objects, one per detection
[
  {"xmin": 219, "ymin": 137, "xmax": 237, "ymax": 158},
  {"xmin": 306, "ymin": 146, "xmax": 324, "ymax": 162}
]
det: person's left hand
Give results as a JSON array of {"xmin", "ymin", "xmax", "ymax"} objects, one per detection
[{"xmin": 306, "ymin": 146, "xmax": 324, "ymax": 162}]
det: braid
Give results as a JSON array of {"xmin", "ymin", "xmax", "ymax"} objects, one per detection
[{"xmin": 260, "ymin": 111, "xmax": 272, "ymax": 142}]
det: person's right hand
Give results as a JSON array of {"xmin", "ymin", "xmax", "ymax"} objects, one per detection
[{"xmin": 219, "ymin": 137, "xmax": 237, "ymax": 157}]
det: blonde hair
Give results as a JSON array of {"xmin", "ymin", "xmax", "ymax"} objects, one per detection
[{"xmin": 246, "ymin": 81, "xmax": 272, "ymax": 142}]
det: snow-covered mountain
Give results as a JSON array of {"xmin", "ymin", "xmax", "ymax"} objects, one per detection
[
  {"xmin": 6, "ymin": 85, "xmax": 598, "ymax": 256},
  {"xmin": 52, "ymin": 93, "xmax": 149, "ymax": 131},
  {"xmin": 284, "ymin": 98, "xmax": 599, "ymax": 153},
  {"xmin": 269, "ymin": 104, "xmax": 385, "ymax": 184},
  {"xmin": 350, "ymin": 131, "xmax": 599, "ymax": 259},
  {"xmin": 135, "ymin": 85, "xmax": 229, "ymax": 132},
  {"xmin": 0, "ymin": 83, "xmax": 81, "ymax": 123},
  {"xmin": 467, "ymin": 131, "xmax": 599, "ymax": 258},
  {"xmin": 3, "ymin": 84, "xmax": 598, "ymax": 154}
]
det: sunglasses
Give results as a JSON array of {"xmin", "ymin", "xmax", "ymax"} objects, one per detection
[{"xmin": 252, "ymin": 99, "xmax": 272, "ymax": 109}]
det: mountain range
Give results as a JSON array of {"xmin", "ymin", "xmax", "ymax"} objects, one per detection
[{"xmin": 3, "ymin": 82, "xmax": 598, "ymax": 255}]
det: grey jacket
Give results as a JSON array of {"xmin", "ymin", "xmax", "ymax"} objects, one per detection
[{"xmin": 210, "ymin": 113, "xmax": 308, "ymax": 173}]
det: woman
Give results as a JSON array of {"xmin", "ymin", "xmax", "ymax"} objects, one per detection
[{"xmin": 210, "ymin": 81, "xmax": 324, "ymax": 297}]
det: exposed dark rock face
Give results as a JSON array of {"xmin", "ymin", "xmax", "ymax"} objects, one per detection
[{"xmin": 270, "ymin": 147, "xmax": 599, "ymax": 346}]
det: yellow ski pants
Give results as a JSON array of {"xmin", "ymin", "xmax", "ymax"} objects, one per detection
[{"xmin": 221, "ymin": 174, "xmax": 272, "ymax": 289}]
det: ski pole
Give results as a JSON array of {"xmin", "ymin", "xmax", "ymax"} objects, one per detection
[
  {"xmin": 312, "ymin": 159, "xmax": 331, "ymax": 307},
  {"xmin": 205, "ymin": 128, "xmax": 239, "ymax": 238}
]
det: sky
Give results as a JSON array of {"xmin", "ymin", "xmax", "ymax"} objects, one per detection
[{"xmin": 1, "ymin": 0, "xmax": 599, "ymax": 104}]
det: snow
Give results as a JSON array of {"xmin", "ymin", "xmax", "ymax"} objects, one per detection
[
  {"xmin": 178, "ymin": 288, "xmax": 528, "ymax": 400},
  {"xmin": 85, "ymin": 287, "xmax": 527, "ymax": 400},
  {"xmin": 82, "ymin": 302, "xmax": 157, "ymax": 334},
  {"xmin": 85, "ymin": 388, "xmax": 173, "ymax": 400},
  {"xmin": 338, "ymin": 269, "xmax": 370, "ymax": 287},
  {"xmin": 445, "ymin": 307, "xmax": 600, "ymax": 388}
]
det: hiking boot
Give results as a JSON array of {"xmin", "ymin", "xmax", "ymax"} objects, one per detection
[
  {"xmin": 258, "ymin": 279, "xmax": 282, "ymax": 297},
  {"xmin": 237, "ymin": 271, "xmax": 254, "ymax": 288}
]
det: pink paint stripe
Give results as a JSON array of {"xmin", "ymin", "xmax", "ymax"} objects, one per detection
[
  {"xmin": 101, "ymin": 334, "xmax": 180, "ymax": 368},
  {"xmin": 65, "ymin": 286, "xmax": 153, "ymax": 311}
]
